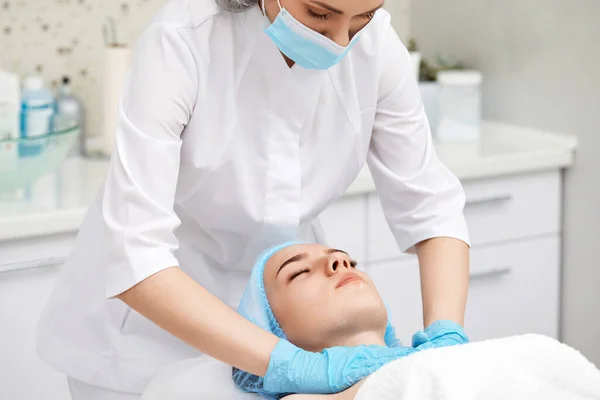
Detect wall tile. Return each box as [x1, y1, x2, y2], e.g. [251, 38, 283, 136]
[1, 0, 170, 137]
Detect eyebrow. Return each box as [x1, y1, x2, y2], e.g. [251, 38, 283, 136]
[310, 1, 385, 16]
[277, 253, 308, 276]
[276, 248, 349, 276]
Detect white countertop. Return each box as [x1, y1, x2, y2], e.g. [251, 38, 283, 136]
[0, 121, 577, 241]
[346, 121, 577, 195]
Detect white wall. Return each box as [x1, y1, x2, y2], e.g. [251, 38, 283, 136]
[411, 0, 600, 365]
[385, 0, 411, 42]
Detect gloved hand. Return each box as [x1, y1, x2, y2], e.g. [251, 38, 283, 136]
[412, 320, 469, 351]
[263, 339, 416, 395]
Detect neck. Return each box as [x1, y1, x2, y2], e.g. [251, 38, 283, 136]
[316, 331, 386, 352]
[283, 56, 295, 68]
[338, 331, 387, 347]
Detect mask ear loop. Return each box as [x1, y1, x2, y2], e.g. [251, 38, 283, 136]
[262, 0, 283, 19]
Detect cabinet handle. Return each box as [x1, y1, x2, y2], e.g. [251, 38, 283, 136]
[470, 265, 513, 279]
[465, 194, 513, 207]
[0, 257, 66, 274]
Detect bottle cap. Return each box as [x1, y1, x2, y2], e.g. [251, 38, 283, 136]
[437, 70, 483, 86]
[0, 69, 20, 105]
[24, 75, 45, 91]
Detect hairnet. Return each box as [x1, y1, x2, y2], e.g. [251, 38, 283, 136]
[232, 241, 401, 398]
[214, 0, 258, 13]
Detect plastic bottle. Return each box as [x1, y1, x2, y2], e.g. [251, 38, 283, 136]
[436, 70, 483, 143]
[0, 68, 20, 172]
[54, 76, 85, 156]
[20, 75, 54, 156]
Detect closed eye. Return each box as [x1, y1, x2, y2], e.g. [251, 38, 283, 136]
[359, 11, 376, 20]
[350, 260, 358, 268]
[289, 268, 310, 282]
[307, 8, 329, 20]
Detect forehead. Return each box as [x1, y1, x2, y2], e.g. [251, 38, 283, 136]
[264, 243, 329, 278]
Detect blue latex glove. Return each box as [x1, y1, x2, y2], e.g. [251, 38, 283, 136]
[412, 320, 470, 351]
[263, 339, 416, 395]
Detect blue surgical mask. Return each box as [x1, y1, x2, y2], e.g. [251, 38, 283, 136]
[261, 0, 364, 70]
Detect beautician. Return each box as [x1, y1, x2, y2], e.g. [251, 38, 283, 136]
[37, 0, 471, 398]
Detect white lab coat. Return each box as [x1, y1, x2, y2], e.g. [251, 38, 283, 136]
[37, 0, 469, 394]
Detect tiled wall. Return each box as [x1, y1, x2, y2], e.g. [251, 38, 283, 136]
[0, 0, 410, 138]
[1, 0, 167, 135]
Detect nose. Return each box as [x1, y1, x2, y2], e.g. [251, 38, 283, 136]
[328, 22, 352, 47]
[327, 253, 351, 276]
[331, 32, 350, 47]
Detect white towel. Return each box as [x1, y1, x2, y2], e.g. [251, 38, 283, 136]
[355, 334, 600, 400]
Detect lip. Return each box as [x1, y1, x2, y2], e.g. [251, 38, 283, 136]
[335, 273, 365, 289]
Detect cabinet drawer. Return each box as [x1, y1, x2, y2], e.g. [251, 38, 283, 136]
[318, 195, 367, 263]
[366, 236, 560, 344]
[0, 233, 76, 273]
[367, 171, 561, 262]
[465, 236, 559, 341]
[462, 170, 561, 245]
[0, 264, 71, 400]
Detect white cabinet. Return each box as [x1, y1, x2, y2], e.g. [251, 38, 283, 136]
[367, 236, 560, 345]
[366, 170, 562, 262]
[461, 171, 561, 246]
[0, 233, 75, 273]
[0, 232, 75, 400]
[0, 263, 70, 400]
[466, 236, 560, 340]
[322, 169, 563, 343]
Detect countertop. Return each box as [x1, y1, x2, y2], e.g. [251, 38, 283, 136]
[346, 121, 577, 195]
[0, 121, 577, 241]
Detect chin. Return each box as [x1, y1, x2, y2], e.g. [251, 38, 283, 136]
[336, 296, 388, 334]
[291, 301, 389, 351]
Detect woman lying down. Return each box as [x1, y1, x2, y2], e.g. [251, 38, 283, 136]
[142, 242, 600, 400]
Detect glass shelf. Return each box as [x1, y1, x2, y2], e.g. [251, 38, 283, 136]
[0, 125, 79, 192]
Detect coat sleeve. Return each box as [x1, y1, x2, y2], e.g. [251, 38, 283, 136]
[367, 26, 470, 253]
[102, 23, 198, 297]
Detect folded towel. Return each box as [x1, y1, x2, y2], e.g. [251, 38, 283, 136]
[355, 334, 600, 400]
